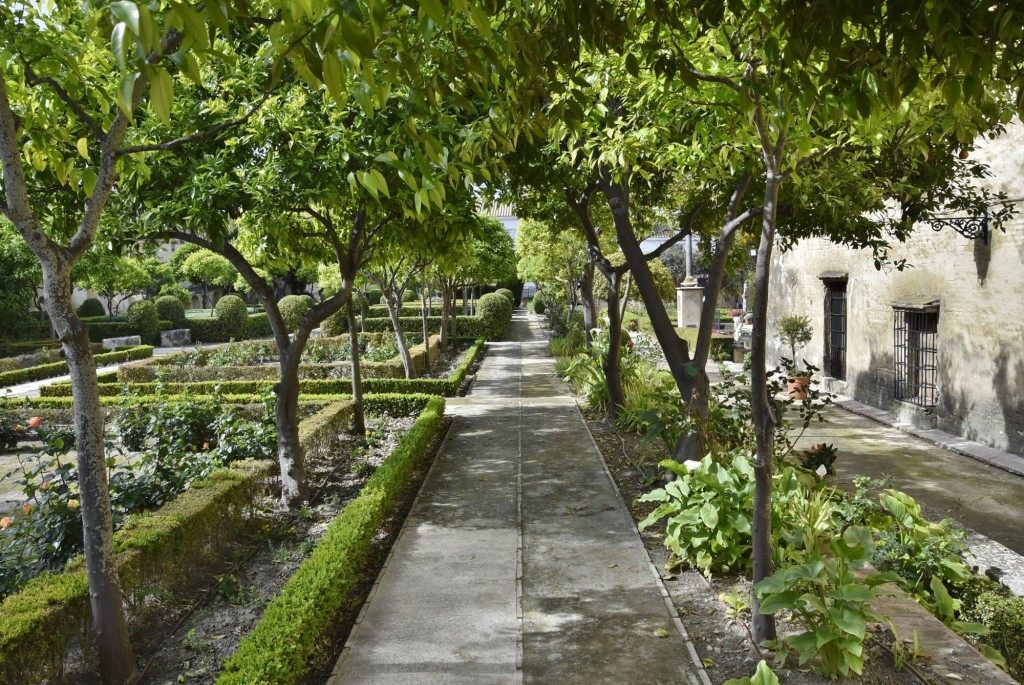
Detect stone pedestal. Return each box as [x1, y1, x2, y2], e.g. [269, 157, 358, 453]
[102, 335, 142, 350]
[676, 285, 703, 328]
[159, 329, 191, 347]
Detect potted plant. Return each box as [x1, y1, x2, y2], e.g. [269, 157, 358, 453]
[779, 314, 813, 398]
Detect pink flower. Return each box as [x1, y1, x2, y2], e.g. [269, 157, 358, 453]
[27, 416, 42, 429]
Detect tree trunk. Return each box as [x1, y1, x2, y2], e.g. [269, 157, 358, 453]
[603, 270, 626, 421]
[462, 284, 468, 316]
[749, 168, 783, 644]
[44, 264, 137, 685]
[599, 175, 702, 460]
[275, 345, 309, 507]
[347, 295, 365, 436]
[581, 259, 597, 351]
[420, 269, 430, 373]
[438, 283, 447, 350]
[385, 294, 414, 378]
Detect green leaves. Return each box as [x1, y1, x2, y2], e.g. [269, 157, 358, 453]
[150, 67, 174, 125]
[116, 72, 140, 120]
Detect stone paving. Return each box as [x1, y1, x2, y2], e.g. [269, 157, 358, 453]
[328, 312, 709, 685]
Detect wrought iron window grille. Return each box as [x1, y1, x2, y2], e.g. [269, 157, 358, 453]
[893, 303, 939, 408]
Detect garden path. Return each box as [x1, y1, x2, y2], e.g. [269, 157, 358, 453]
[328, 311, 710, 685]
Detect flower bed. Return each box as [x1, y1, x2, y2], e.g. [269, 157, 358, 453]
[0, 345, 153, 389]
[0, 398, 359, 682]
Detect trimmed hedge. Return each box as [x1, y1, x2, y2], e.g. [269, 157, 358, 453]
[216, 396, 446, 685]
[76, 298, 105, 318]
[155, 296, 186, 326]
[56, 337, 475, 399]
[82, 318, 136, 342]
[0, 398, 367, 682]
[3, 393, 349, 410]
[0, 460, 271, 683]
[476, 292, 513, 340]
[187, 312, 273, 343]
[0, 345, 153, 389]
[127, 300, 160, 346]
[361, 338, 483, 396]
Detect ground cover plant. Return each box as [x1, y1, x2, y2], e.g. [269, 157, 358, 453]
[545, 313, 1022, 680]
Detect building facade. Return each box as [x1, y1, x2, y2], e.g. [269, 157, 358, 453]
[767, 124, 1024, 457]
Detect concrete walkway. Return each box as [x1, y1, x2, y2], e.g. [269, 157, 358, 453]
[329, 312, 709, 685]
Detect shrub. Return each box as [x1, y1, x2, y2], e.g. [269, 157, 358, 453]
[962, 587, 1024, 681]
[278, 294, 313, 332]
[76, 297, 105, 318]
[158, 283, 192, 307]
[400, 289, 417, 302]
[476, 292, 513, 340]
[322, 309, 347, 336]
[246, 312, 272, 338]
[127, 300, 160, 345]
[154, 295, 186, 326]
[363, 288, 383, 306]
[215, 295, 249, 332]
[532, 290, 547, 315]
[494, 287, 516, 308]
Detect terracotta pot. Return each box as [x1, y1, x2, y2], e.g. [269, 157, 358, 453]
[787, 376, 810, 400]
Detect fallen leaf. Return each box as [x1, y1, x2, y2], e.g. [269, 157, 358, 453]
[608, 563, 617, 568]
[702, 658, 714, 668]
[944, 676, 963, 682]
[654, 628, 670, 638]
[210, 634, 226, 640]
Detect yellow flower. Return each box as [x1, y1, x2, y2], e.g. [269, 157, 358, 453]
[67, 499, 80, 509]
[22, 502, 32, 514]
[0, 516, 11, 530]
[14, 424, 23, 432]
[203, 442, 210, 450]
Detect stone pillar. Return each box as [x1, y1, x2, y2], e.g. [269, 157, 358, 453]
[676, 284, 703, 328]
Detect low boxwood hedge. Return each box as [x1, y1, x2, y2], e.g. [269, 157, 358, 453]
[0, 398, 367, 682]
[0, 345, 153, 389]
[215, 396, 446, 685]
[0, 459, 272, 683]
[48, 338, 479, 399]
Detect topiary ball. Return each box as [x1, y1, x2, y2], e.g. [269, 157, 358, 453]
[278, 294, 314, 333]
[477, 292, 513, 340]
[77, 297, 105, 318]
[127, 299, 159, 345]
[214, 294, 249, 335]
[154, 295, 186, 326]
[494, 288, 516, 308]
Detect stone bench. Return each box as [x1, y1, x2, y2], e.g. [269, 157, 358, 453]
[102, 335, 142, 351]
[160, 328, 192, 347]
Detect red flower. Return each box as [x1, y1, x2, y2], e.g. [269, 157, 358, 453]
[626, 340, 635, 348]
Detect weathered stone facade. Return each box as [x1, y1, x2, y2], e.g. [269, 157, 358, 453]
[768, 123, 1024, 457]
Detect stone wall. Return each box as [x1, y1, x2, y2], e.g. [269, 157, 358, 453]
[768, 122, 1024, 457]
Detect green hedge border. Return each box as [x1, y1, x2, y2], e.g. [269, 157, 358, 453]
[216, 395, 446, 685]
[0, 459, 273, 683]
[42, 338, 483, 399]
[0, 345, 153, 389]
[0, 396, 376, 682]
